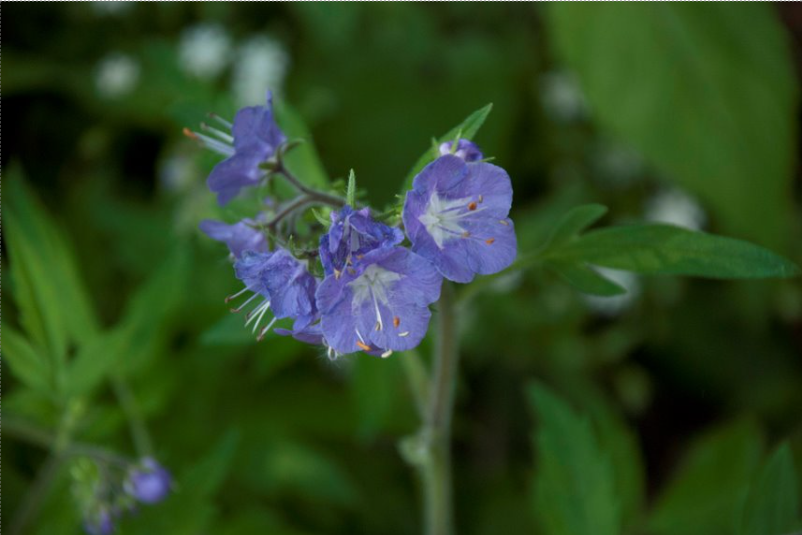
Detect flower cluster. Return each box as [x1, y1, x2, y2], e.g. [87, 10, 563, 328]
[76, 457, 172, 535]
[196, 93, 517, 358]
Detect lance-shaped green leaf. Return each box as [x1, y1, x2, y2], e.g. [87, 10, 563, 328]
[544, 204, 608, 250]
[649, 419, 764, 535]
[548, 225, 800, 280]
[3, 325, 52, 394]
[400, 103, 492, 193]
[736, 443, 800, 535]
[65, 248, 189, 397]
[273, 100, 329, 188]
[527, 382, 621, 535]
[346, 169, 357, 208]
[3, 167, 99, 366]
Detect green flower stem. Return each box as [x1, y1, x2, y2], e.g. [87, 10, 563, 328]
[421, 281, 459, 535]
[400, 349, 430, 419]
[111, 374, 154, 458]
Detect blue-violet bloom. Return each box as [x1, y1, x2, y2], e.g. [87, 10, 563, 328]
[319, 206, 404, 277]
[125, 458, 172, 505]
[231, 249, 318, 339]
[193, 92, 286, 205]
[316, 246, 442, 356]
[199, 218, 268, 258]
[403, 155, 516, 283]
[438, 138, 483, 162]
[83, 508, 115, 535]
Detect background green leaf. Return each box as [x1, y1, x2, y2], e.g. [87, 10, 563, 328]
[736, 443, 800, 535]
[4, 167, 99, 363]
[546, 4, 799, 252]
[649, 419, 764, 535]
[549, 224, 800, 279]
[527, 382, 621, 535]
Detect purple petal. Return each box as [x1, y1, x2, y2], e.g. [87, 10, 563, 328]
[199, 219, 268, 258]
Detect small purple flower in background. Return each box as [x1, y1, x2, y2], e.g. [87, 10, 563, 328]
[316, 246, 442, 356]
[403, 155, 517, 283]
[319, 206, 404, 277]
[199, 217, 268, 258]
[185, 92, 286, 205]
[83, 508, 115, 535]
[438, 138, 483, 162]
[229, 249, 318, 340]
[125, 458, 172, 504]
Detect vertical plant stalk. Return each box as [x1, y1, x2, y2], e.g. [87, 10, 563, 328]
[112, 375, 154, 458]
[421, 282, 459, 535]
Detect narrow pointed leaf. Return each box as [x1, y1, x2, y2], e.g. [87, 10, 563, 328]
[549, 225, 800, 279]
[736, 443, 800, 535]
[401, 103, 492, 192]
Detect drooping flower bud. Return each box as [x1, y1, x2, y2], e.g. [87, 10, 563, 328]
[125, 458, 172, 504]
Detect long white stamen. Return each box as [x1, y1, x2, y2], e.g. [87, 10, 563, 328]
[201, 123, 235, 143]
[245, 300, 270, 329]
[232, 292, 259, 313]
[355, 328, 366, 344]
[257, 317, 278, 341]
[381, 349, 393, 358]
[372, 290, 384, 331]
[195, 132, 235, 156]
[225, 286, 250, 303]
[208, 113, 233, 128]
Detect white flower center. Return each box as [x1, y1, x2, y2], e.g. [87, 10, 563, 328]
[418, 191, 482, 249]
[348, 264, 402, 330]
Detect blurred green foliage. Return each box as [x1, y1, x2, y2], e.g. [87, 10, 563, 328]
[3, 4, 802, 535]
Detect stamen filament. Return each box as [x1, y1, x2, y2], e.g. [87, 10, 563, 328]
[201, 123, 235, 143]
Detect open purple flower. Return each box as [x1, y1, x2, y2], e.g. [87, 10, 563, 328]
[191, 92, 286, 205]
[316, 246, 442, 356]
[403, 155, 516, 283]
[438, 138, 483, 162]
[199, 218, 268, 258]
[229, 249, 318, 340]
[319, 206, 404, 277]
[125, 458, 172, 505]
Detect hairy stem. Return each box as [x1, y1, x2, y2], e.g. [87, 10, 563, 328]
[421, 282, 459, 535]
[277, 167, 345, 208]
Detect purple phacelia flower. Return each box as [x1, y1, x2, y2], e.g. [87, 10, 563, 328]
[199, 218, 268, 258]
[316, 246, 442, 356]
[83, 508, 115, 535]
[319, 206, 404, 277]
[188, 92, 286, 205]
[438, 138, 483, 162]
[125, 458, 172, 505]
[403, 155, 517, 283]
[229, 249, 318, 340]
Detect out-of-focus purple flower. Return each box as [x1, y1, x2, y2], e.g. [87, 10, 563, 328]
[438, 138, 483, 162]
[319, 206, 403, 277]
[187, 92, 286, 205]
[83, 508, 115, 535]
[403, 155, 516, 283]
[316, 246, 442, 356]
[125, 458, 172, 505]
[229, 249, 318, 340]
[199, 218, 268, 258]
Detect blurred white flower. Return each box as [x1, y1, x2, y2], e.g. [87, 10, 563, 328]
[584, 268, 640, 317]
[592, 141, 644, 188]
[232, 36, 290, 106]
[179, 24, 232, 80]
[95, 53, 140, 99]
[645, 188, 706, 231]
[92, 1, 132, 16]
[539, 71, 587, 122]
